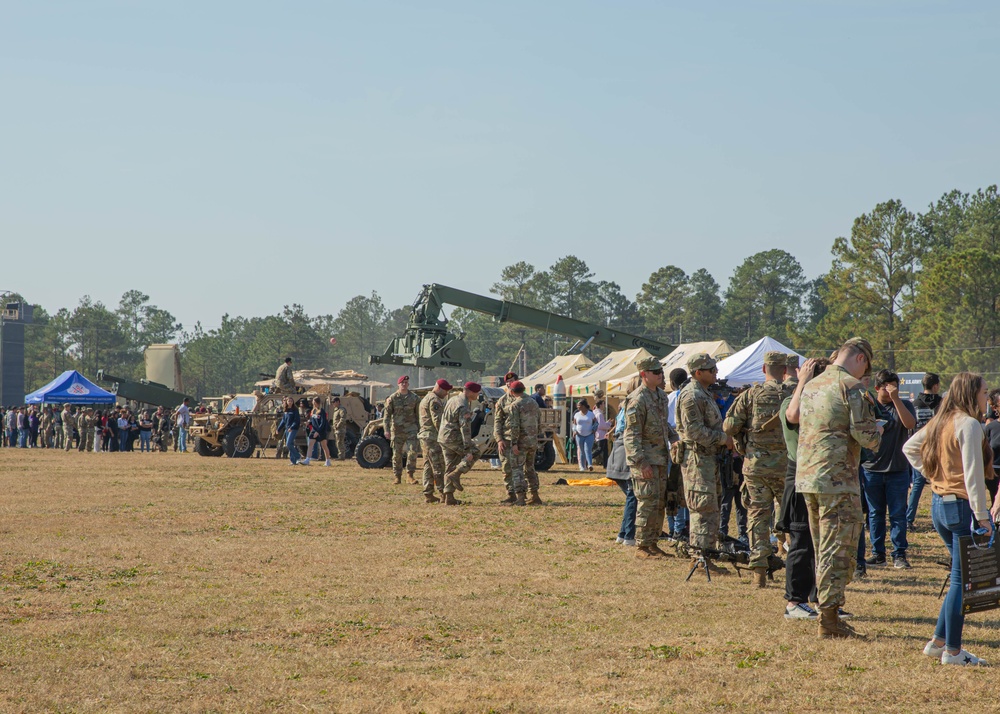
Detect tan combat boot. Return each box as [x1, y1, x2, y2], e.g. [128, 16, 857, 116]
[444, 493, 462, 506]
[425, 493, 441, 504]
[636, 546, 665, 559]
[526, 491, 544, 506]
[818, 608, 859, 639]
[514, 492, 526, 506]
[499, 493, 517, 506]
[407, 473, 418, 485]
[651, 544, 673, 558]
[752, 567, 767, 589]
[393, 473, 402, 485]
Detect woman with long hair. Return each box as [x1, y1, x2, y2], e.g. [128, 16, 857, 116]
[302, 396, 333, 467]
[903, 372, 994, 666]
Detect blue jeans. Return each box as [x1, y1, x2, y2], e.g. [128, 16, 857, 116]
[931, 494, 973, 651]
[140, 431, 151, 452]
[118, 431, 129, 452]
[862, 468, 910, 557]
[286, 428, 300, 464]
[177, 427, 187, 452]
[670, 507, 689, 536]
[906, 468, 926, 524]
[576, 433, 595, 468]
[18, 428, 29, 448]
[614, 479, 637, 540]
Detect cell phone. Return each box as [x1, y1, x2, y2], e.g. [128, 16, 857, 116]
[876, 419, 888, 428]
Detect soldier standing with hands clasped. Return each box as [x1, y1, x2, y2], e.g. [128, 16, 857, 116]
[418, 379, 451, 503]
[724, 351, 789, 587]
[797, 337, 882, 639]
[493, 372, 520, 504]
[676, 354, 734, 568]
[505, 381, 543, 507]
[624, 356, 678, 559]
[384, 375, 421, 484]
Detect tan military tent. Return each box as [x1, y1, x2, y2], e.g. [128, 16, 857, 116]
[522, 354, 594, 389]
[606, 340, 735, 395]
[557, 348, 654, 398]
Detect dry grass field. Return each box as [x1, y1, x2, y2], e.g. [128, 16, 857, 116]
[2, 449, 999, 713]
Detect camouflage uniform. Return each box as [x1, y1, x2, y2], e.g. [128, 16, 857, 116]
[61, 406, 76, 452]
[723, 352, 788, 569]
[782, 354, 800, 398]
[78, 411, 94, 452]
[275, 362, 296, 393]
[331, 405, 348, 459]
[492, 392, 517, 497]
[40, 411, 52, 448]
[439, 394, 477, 494]
[676, 355, 728, 553]
[623, 356, 676, 549]
[797, 346, 880, 613]
[506, 394, 540, 495]
[384, 389, 421, 480]
[418, 390, 447, 497]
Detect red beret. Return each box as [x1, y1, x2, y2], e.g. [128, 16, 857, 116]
[509, 380, 525, 393]
[436, 379, 452, 391]
[397, 375, 410, 385]
[503, 372, 519, 383]
[464, 381, 482, 393]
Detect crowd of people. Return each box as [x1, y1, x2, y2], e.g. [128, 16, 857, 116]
[5, 346, 999, 666]
[0, 400, 197, 453]
[605, 339, 999, 666]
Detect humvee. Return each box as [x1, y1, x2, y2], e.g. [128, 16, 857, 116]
[189, 390, 370, 458]
[354, 385, 559, 471]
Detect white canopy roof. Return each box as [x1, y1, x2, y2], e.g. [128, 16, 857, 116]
[607, 340, 736, 396]
[522, 354, 594, 387]
[559, 347, 653, 397]
[715, 336, 804, 387]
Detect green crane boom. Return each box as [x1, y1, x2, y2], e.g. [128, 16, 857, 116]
[370, 283, 673, 371]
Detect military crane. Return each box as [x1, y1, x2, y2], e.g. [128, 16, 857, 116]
[370, 283, 673, 371]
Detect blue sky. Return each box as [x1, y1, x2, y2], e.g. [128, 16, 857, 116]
[2, 1, 998, 330]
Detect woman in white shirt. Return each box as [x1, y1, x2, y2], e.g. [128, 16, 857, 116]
[903, 372, 994, 666]
[572, 400, 599, 471]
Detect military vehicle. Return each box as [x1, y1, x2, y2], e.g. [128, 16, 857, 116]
[189, 390, 370, 459]
[354, 385, 558, 471]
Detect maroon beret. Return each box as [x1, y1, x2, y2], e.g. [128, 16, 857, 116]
[509, 380, 525, 393]
[397, 375, 410, 385]
[436, 379, 452, 391]
[464, 382, 482, 393]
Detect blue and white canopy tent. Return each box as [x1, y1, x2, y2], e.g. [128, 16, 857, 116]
[24, 370, 117, 405]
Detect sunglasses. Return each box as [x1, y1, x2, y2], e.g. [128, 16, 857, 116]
[647, 369, 664, 376]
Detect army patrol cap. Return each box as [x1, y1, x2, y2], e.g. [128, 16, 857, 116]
[764, 351, 786, 367]
[634, 356, 662, 373]
[63, 402, 71, 408]
[841, 337, 874, 373]
[686, 353, 717, 372]
[786, 354, 799, 369]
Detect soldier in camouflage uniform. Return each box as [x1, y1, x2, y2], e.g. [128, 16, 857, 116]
[39, 408, 52, 449]
[61, 404, 76, 452]
[78, 408, 94, 452]
[676, 354, 733, 561]
[783, 354, 800, 397]
[505, 381, 543, 507]
[275, 357, 296, 393]
[493, 372, 519, 505]
[724, 351, 788, 587]
[330, 398, 348, 460]
[797, 337, 881, 638]
[384, 375, 421, 484]
[419, 379, 451, 503]
[624, 356, 677, 559]
[438, 382, 482, 505]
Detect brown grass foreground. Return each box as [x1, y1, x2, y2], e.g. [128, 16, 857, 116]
[1, 450, 999, 713]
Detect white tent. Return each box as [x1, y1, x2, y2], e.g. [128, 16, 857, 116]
[607, 340, 735, 396]
[559, 347, 653, 397]
[660, 340, 736, 372]
[522, 354, 594, 388]
[715, 336, 804, 387]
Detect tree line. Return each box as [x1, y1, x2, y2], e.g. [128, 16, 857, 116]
[13, 185, 1000, 397]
